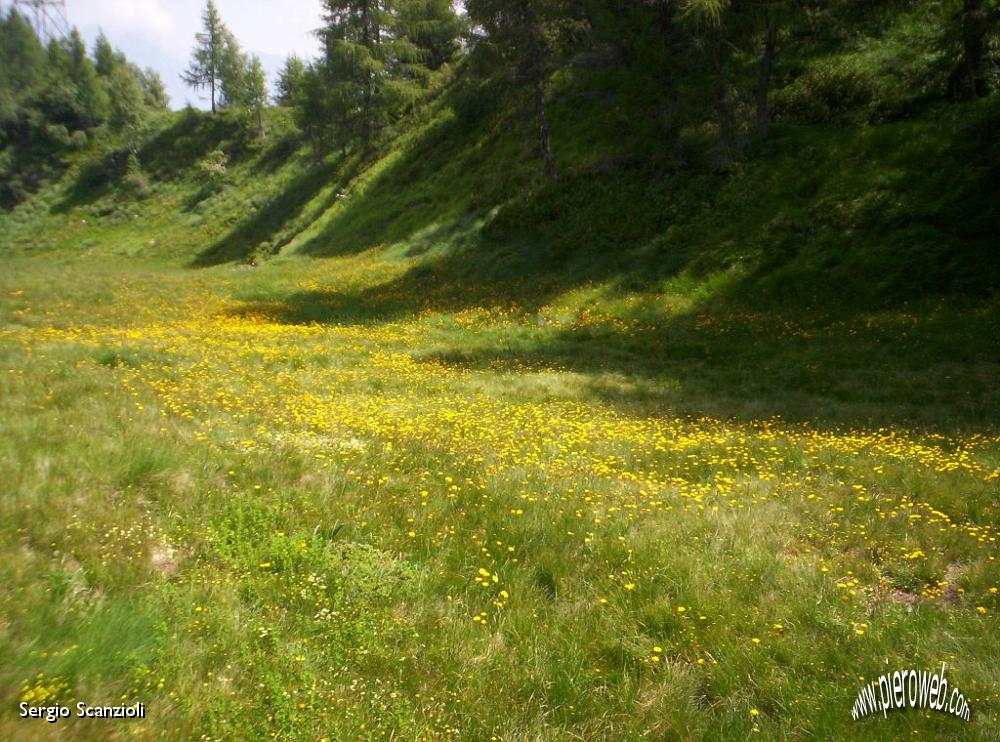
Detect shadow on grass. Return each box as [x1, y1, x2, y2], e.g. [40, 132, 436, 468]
[205, 94, 1000, 427]
[226, 245, 999, 430]
[49, 149, 125, 214]
[188, 156, 354, 267]
[421, 302, 999, 430]
[139, 112, 241, 179]
[226, 225, 658, 323]
[51, 110, 243, 214]
[292, 102, 544, 260]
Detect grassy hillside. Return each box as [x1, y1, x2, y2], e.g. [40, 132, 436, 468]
[1, 8, 999, 741]
[2, 78, 996, 428]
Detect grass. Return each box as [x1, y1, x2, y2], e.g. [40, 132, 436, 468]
[0, 21, 998, 737]
[0, 248, 997, 740]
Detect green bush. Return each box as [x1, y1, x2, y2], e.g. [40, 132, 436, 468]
[196, 148, 229, 181]
[773, 59, 881, 123]
[69, 129, 88, 149]
[44, 123, 73, 148]
[120, 152, 151, 199]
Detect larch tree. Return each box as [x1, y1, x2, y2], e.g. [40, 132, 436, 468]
[959, 0, 989, 98]
[66, 29, 109, 127]
[107, 63, 145, 147]
[244, 55, 268, 138]
[294, 61, 337, 152]
[93, 32, 117, 78]
[318, 0, 424, 150]
[140, 67, 170, 110]
[34, 30, 109, 131]
[0, 8, 45, 120]
[218, 30, 249, 109]
[182, 0, 227, 113]
[275, 55, 306, 106]
[399, 0, 465, 70]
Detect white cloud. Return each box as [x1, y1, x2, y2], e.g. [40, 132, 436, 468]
[70, 0, 181, 52]
[217, 0, 322, 59]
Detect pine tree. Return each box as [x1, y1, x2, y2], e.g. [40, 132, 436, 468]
[275, 55, 306, 107]
[3, 9, 45, 88]
[36, 30, 108, 131]
[66, 29, 109, 126]
[0, 9, 45, 123]
[399, 0, 464, 71]
[673, 0, 804, 165]
[959, 0, 989, 97]
[294, 62, 336, 151]
[142, 68, 170, 110]
[739, 0, 801, 138]
[218, 31, 249, 109]
[93, 32, 116, 77]
[182, 0, 226, 113]
[318, 0, 424, 150]
[1, 11, 160, 207]
[244, 55, 268, 138]
[107, 64, 144, 143]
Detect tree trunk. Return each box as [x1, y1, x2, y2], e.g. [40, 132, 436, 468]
[755, 26, 776, 137]
[962, 0, 986, 99]
[523, 3, 557, 180]
[713, 48, 734, 171]
[714, 86, 732, 170]
[663, 116, 687, 169]
[533, 72, 558, 180]
[361, 1, 374, 150]
[210, 76, 216, 114]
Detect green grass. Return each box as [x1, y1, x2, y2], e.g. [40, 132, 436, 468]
[1, 24, 999, 739]
[0, 245, 997, 739]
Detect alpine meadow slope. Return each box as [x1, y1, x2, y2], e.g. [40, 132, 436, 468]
[1, 0, 999, 740]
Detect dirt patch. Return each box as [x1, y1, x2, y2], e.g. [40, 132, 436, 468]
[940, 562, 964, 605]
[887, 590, 921, 607]
[150, 542, 179, 578]
[881, 562, 965, 609]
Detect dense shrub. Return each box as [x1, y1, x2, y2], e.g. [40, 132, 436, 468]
[772, 60, 881, 123]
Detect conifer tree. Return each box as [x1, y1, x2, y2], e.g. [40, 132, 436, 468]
[182, 0, 226, 113]
[294, 62, 336, 151]
[275, 55, 306, 106]
[93, 32, 116, 77]
[959, 0, 989, 97]
[107, 63, 145, 144]
[218, 31, 249, 109]
[1, 12, 162, 207]
[37, 30, 108, 130]
[0, 8, 45, 123]
[140, 68, 170, 110]
[399, 0, 464, 70]
[66, 29, 109, 126]
[244, 55, 268, 138]
[318, 0, 424, 150]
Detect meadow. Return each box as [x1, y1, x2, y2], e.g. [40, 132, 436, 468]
[1, 243, 997, 739]
[1, 31, 998, 735]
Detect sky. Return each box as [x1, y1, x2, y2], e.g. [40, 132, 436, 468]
[5, 0, 327, 109]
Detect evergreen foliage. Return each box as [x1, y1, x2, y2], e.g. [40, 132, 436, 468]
[275, 55, 307, 107]
[465, 0, 582, 179]
[181, 1, 267, 138]
[243, 55, 269, 138]
[181, 0, 227, 114]
[0, 8, 166, 207]
[298, 0, 462, 152]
